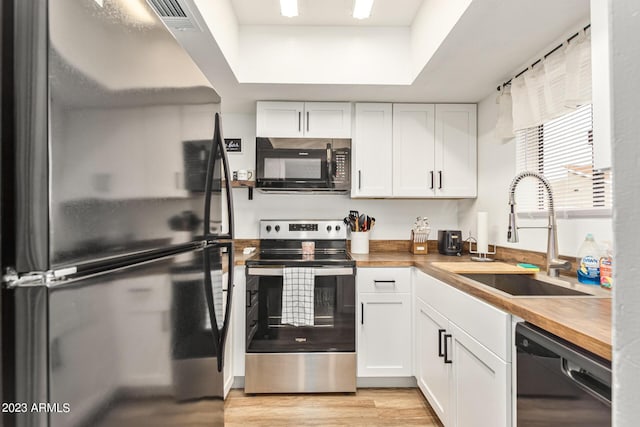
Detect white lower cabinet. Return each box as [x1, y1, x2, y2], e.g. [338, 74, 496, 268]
[358, 292, 412, 377]
[223, 271, 234, 398]
[357, 268, 412, 377]
[232, 266, 246, 378]
[450, 323, 509, 427]
[414, 270, 511, 427]
[415, 297, 452, 423]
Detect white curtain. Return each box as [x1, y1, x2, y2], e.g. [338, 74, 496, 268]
[494, 86, 514, 139]
[506, 30, 592, 133]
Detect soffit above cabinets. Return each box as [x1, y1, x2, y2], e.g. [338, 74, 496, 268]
[230, 0, 424, 27]
[166, 0, 589, 112]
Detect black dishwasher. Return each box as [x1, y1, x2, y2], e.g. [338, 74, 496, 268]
[516, 323, 611, 427]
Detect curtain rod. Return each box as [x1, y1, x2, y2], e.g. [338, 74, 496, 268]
[497, 24, 591, 92]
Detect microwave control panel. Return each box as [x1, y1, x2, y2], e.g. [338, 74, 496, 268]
[334, 150, 349, 184]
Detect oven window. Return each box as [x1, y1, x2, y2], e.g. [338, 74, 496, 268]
[263, 158, 323, 180]
[246, 275, 355, 353]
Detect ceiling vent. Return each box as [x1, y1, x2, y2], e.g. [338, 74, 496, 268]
[147, 0, 201, 31]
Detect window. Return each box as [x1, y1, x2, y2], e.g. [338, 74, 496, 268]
[515, 104, 612, 216]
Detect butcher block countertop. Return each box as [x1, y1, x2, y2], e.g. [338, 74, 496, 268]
[351, 252, 612, 361]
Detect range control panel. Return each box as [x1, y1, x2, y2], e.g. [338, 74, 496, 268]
[260, 220, 346, 240]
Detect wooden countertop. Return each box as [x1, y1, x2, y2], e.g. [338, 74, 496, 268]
[353, 252, 612, 361]
[234, 249, 257, 266]
[232, 249, 611, 361]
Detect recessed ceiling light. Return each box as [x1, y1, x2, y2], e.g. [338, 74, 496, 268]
[353, 0, 374, 20]
[280, 0, 298, 18]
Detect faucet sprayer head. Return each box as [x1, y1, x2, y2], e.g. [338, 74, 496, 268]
[507, 203, 519, 243]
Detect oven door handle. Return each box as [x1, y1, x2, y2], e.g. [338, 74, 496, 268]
[246, 267, 354, 276]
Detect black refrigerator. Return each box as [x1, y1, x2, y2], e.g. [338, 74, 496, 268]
[1, 0, 235, 426]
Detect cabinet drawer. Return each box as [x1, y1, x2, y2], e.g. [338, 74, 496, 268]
[357, 268, 411, 293]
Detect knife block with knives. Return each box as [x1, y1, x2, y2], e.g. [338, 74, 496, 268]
[410, 230, 429, 255]
[410, 216, 430, 255]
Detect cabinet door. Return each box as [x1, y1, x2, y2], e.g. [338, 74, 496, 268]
[232, 266, 246, 378]
[256, 101, 304, 137]
[450, 323, 510, 427]
[352, 103, 393, 197]
[223, 272, 234, 398]
[358, 292, 412, 377]
[434, 104, 477, 198]
[393, 104, 436, 197]
[304, 102, 352, 138]
[415, 297, 451, 425]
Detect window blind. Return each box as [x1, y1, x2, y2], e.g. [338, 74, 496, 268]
[515, 104, 612, 215]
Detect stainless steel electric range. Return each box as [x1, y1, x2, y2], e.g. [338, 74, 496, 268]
[244, 220, 356, 393]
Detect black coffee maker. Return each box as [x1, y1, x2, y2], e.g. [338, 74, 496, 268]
[438, 230, 463, 256]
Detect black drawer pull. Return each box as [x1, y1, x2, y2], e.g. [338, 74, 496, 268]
[361, 302, 364, 325]
[438, 329, 446, 357]
[444, 333, 452, 364]
[374, 280, 396, 284]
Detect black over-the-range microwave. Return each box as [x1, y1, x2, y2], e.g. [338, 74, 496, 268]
[255, 137, 351, 193]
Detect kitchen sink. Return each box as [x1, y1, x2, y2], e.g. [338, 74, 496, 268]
[461, 273, 592, 297]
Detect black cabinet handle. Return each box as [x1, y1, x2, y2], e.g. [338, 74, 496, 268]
[361, 302, 364, 325]
[438, 329, 446, 357]
[430, 171, 434, 189]
[438, 171, 443, 189]
[444, 333, 452, 364]
[358, 170, 362, 190]
[306, 111, 310, 132]
[374, 280, 396, 284]
[298, 112, 302, 131]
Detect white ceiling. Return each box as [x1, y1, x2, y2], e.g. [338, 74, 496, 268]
[173, 0, 590, 112]
[230, 0, 424, 26]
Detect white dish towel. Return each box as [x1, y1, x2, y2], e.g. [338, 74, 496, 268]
[281, 267, 315, 327]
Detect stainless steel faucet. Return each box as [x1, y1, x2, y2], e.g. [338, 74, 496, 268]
[507, 171, 571, 277]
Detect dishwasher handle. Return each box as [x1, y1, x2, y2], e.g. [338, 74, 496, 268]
[561, 358, 612, 406]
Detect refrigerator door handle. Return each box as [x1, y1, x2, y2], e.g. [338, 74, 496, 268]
[202, 247, 222, 371]
[203, 113, 234, 241]
[202, 242, 235, 373]
[218, 241, 234, 371]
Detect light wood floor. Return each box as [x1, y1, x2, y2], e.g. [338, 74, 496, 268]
[225, 388, 443, 427]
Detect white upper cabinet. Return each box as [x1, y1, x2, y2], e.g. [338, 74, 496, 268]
[352, 103, 393, 197]
[393, 104, 436, 197]
[434, 104, 477, 198]
[256, 101, 305, 137]
[304, 102, 352, 138]
[352, 103, 476, 199]
[256, 101, 351, 138]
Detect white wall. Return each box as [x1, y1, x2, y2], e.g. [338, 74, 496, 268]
[610, 0, 640, 424]
[410, 0, 472, 77]
[238, 26, 412, 85]
[457, 93, 613, 257]
[222, 113, 459, 239]
[192, 0, 240, 74]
